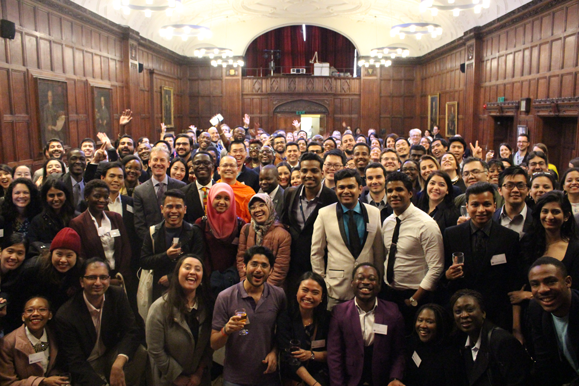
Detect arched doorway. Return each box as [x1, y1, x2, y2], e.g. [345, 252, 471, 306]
[273, 100, 329, 136]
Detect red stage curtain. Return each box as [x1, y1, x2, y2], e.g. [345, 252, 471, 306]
[244, 26, 355, 76]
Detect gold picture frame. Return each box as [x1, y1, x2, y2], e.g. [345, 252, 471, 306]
[162, 86, 174, 128]
[428, 94, 439, 132]
[446, 101, 458, 137]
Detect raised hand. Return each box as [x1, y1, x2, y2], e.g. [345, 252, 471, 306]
[119, 109, 133, 126]
[243, 114, 250, 127]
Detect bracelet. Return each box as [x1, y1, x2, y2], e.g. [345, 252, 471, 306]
[312, 382, 319, 386]
[220, 327, 229, 337]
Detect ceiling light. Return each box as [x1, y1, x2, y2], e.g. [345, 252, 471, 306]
[453, 8, 460, 15]
[144, 9, 151, 17]
[421, 0, 488, 15]
[159, 24, 211, 41]
[391, 22, 442, 40]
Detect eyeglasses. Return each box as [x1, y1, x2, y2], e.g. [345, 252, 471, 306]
[23, 307, 50, 314]
[249, 146, 261, 151]
[83, 275, 110, 282]
[529, 161, 546, 167]
[462, 169, 484, 178]
[502, 182, 528, 190]
[324, 163, 343, 170]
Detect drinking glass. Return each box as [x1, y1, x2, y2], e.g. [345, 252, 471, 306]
[289, 339, 301, 353]
[453, 252, 465, 265]
[460, 205, 469, 218]
[235, 308, 249, 335]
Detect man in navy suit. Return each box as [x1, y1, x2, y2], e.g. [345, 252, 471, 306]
[133, 145, 185, 239]
[493, 166, 532, 238]
[528, 256, 579, 386]
[258, 165, 284, 218]
[182, 151, 215, 224]
[61, 148, 87, 209]
[327, 263, 405, 386]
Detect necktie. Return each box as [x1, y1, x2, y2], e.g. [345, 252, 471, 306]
[73, 183, 81, 208]
[348, 210, 362, 257]
[156, 182, 166, 208]
[201, 187, 208, 213]
[386, 217, 402, 284]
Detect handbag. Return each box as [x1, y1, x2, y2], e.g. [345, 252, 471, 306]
[136, 226, 155, 320]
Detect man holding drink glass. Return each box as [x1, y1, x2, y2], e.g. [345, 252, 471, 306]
[211, 245, 286, 386]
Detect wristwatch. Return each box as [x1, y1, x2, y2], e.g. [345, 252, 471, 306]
[310, 351, 315, 361]
[409, 297, 418, 307]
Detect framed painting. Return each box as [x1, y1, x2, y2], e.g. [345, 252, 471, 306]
[428, 94, 439, 132]
[94, 86, 113, 136]
[162, 86, 174, 128]
[446, 101, 458, 137]
[37, 78, 68, 145]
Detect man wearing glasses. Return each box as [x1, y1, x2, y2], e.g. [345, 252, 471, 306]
[322, 149, 346, 190]
[454, 157, 504, 210]
[55, 257, 146, 386]
[514, 134, 530, 166]
[493, 166, 532, 238]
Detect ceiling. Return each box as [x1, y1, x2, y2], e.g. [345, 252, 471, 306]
[71, 0, 532, 60]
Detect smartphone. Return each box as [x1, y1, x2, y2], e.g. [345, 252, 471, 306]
[209, 114, 224, 126]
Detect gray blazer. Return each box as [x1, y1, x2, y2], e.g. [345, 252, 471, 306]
[146, 296, 213, 386]
[133, 177, 186, 239]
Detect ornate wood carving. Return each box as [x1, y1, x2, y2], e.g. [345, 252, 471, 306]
[272, 99, 330, 114]
[253, 79, 262, 93]
[130, 44, 138, 61]
[324, 79, 333, 92]
[485, 101, 520, 116]
[288, 78, 296, 92]
[467, 44, 474, 61]
[306, 79, 315, 92]
[270, 78, 279, 93]
[533, 97, 579, 116]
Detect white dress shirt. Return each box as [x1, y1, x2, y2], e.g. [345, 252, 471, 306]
[382, 203, 444, 291]
[355, 298, 378, 347]
[499, 204, 528, 238]
[88, 211, 115, 270]
[465, 330, 482, 361]
[108, 194, 123, 216]
[25, 327, 50, 373]
[195, 180, 213, 209]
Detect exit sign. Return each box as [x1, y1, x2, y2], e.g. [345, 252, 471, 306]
[296, 111, 305, 115]
[498, 97, 505, 102]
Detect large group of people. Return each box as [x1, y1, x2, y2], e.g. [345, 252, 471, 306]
[0, 112, 578, 386]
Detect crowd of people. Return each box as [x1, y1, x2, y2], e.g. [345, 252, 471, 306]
[0, 111, 578, 386]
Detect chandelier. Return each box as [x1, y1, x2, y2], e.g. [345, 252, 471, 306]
[194, 47, 234, 59]
[112, 0, 182, 17]
[159, 24, 212, 41]
[419, 0, 490, 16]
[390, 23, 443, 40]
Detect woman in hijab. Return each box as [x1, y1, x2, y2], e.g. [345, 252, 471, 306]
[195, 183, 245, 295]
[236, 194, 291, 288]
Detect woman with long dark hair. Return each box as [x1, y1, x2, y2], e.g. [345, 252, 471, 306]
[0, 164, 13, 199]
[278, 272, 330, 386]
[36, 158, 66, 187]
[0, 178, 42, 240]
[28, 176, 76, 246]
[417, 171, 459, 234]
[146, 255, 214, 386]
[0, 233, 28, 333]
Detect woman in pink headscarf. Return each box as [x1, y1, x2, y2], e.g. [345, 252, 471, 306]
[195, 182, 246, 294]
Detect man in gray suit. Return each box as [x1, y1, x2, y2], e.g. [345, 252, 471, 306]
[133, 145, 185, 239]
[258, 165, 284, 218]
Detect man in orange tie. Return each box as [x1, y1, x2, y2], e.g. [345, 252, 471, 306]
[182, 151, 215, 224]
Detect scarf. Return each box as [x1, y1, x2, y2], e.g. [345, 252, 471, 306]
[249, 193, 276, 246]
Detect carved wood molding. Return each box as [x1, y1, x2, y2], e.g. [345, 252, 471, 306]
[533, 97, 579, 116]
[272, 99, 330, 113]
[486, 101, 519, 115]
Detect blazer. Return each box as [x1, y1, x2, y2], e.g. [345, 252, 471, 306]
[327, 299, 405, 386]
[527, 289, 579, 386]
[492, 205, 533, 236]
[359, 189, 392, 224]
[281, 185, 338, 279]
[54, 286, 142, 386]
[146, 296, 213, 386]
[237, 165, 259, 193]
[311, 203, 385, 301]
[117, 195, 142, 275]
[270, 186, 285, 219]
[430, 200, 460, 235]
[0, 325, 60, 386]
[459, 321, 530, 386]
[140, 220, 206, 300]
[443, 221, 521, 330]
[181, 180, 215, 224]
[69, 210, 132, 284]
[133, 177, 186, 239]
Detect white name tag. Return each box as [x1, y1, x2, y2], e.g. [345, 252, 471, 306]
[328, 270, 344, 279]
[0, 229, 3, 237]
[311, 339, 326, 349]
[412, 351, 422, 367]
[172, 237, 180, 246]
[373, 323, 388, 335]
[110, 229, 121, 238]
[366, 223, 376, 233]
[490, 253, 507, 265]
[126, 205, 133, 213]
[29, 352, 44, 364]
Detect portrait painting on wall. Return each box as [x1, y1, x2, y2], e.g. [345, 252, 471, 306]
[94, 87, 112, 136]
[428, 94, 439, 132]
[446, 101, 458, 137]
[38, 78, 68, 145]
[162, 86, 174, 128]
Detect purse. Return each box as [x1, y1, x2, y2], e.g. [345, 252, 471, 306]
[136, 226, 155, 320]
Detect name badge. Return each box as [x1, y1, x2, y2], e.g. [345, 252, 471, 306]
[412, 351, 422, 367]
[0, 229, 3, 237]
[172, 237, 180, 246]
[311, 339, 326, 349]
[232, 237, 239, 245]
[366, 223, 376, 233]
[29, 352, 44, 364]
[110, 229, 121, 238]
[490, 254, 507, 265]
[126, 205, 134, 213]
[373, 323, 388, 335]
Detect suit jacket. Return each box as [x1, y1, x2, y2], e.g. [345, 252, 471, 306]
[54, 286, 142, 386]
[492, 205, 533, 237]
[118, 195, 142, 275]
[257, 186, 285, 219]
[281, 184, 338, 281]
[430, 200, 460, 235]
[359, 188, 392, 224]
[237, 165, 259, 193]
[311, 203, 385, 301]
[459, 321, 530, 386]
[61, 172, 84, 209]
[443, 221, 521, 330]
[140, 220, 205, 300]
[528, 289, 579, 386]
[327, 299, 405, 386]
[133, 177, 186, 239]
[69, 210, 132, 283]
[181, 180, 215, 224]
[0, 325, 60, 386]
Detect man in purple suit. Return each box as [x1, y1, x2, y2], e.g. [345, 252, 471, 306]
[327, 263, 405, 386]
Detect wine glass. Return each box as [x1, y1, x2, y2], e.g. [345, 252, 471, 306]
[235, 308, 250, 335]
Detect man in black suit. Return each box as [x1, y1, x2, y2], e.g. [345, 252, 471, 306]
[140, 189, 205, 301]
[528, 256, 579, 386]
[359, 163, 392, 223]
[55, 258, 146, 386]
[62, 148, 87, 209]
[444, 182, 522, 332]
[258, 165, 284, 218]
[281, 152, 338, 290]
[181, 151, 215, 224]
[229, 140, 259, 192]
[133, 145, 186, 239]
[493, 166, 532, 238]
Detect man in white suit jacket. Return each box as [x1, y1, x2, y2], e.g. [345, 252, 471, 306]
[311, 169, 385, 309]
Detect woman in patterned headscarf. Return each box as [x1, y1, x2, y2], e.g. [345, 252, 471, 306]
[236, 193, 291, 288]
